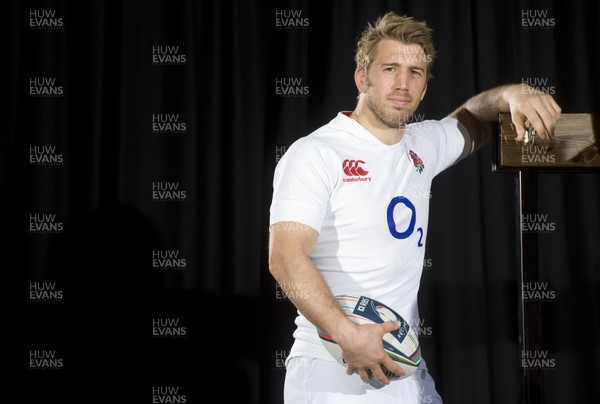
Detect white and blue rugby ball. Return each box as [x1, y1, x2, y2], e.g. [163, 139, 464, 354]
[317, 294, 421, 380]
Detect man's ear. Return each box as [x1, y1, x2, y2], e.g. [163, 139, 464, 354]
[419, 83, 428, 101]
[354, 68, 368, 93]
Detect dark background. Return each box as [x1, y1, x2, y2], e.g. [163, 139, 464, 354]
[4, 0, 599, 403]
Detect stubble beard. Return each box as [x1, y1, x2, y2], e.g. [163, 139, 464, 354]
[365, 83, 417, 129]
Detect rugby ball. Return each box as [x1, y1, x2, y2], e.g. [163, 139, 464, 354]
[317, 295, 421, 380]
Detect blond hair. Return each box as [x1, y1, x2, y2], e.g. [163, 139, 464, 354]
[355, 12, 436, 80]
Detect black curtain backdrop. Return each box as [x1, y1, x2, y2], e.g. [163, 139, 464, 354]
[4, 0, 599, 403]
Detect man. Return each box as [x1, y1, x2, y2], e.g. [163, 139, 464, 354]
[268, 11, 560, 404]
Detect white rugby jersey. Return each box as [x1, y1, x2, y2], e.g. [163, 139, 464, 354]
[270, 111, 466, 362]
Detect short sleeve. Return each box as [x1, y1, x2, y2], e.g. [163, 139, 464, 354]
[269, 139, 337, 233]
[427, 117, 468, 177]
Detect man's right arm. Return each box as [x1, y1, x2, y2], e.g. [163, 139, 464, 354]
[268, 221, 351, 339]
[268, 221, 404, 384]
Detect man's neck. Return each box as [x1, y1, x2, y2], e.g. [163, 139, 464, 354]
[349, 106, 405, 145]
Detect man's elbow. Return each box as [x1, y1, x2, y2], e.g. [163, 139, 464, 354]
[268, 242, 291, 281]
[268, 250, 284, 278]
[268, 222, 317, 279]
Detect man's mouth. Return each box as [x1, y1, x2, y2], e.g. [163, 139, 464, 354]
[388, 97, 411, 107]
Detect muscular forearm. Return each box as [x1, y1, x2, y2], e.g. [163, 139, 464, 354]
[462, 84, 514, 122]
[450, 85, 512, 155]
[463, 83, 561, 139]
[451, 83, 560, 155]
[268, 227, 356, 342]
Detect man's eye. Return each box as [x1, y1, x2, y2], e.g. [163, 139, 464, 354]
[411, 69, 422, 76]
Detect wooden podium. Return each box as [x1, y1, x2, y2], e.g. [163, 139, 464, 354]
[492, 113, 600, 404]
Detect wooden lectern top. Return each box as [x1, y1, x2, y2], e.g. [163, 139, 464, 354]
[493, 113, 600, 172]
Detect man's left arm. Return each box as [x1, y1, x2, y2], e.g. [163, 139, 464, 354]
[450, 83, 562, 158]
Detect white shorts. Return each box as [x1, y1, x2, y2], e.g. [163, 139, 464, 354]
[284, 356, 442, 404]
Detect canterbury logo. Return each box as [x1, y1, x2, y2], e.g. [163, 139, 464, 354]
[342, 159, 369, 176]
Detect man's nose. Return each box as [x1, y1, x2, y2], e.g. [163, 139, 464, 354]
[395, 70, 409, 91]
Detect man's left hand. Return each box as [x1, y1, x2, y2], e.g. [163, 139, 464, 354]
[503, 84, 561, 141]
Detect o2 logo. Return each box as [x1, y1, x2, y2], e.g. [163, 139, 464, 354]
[386, 196, 423, 247]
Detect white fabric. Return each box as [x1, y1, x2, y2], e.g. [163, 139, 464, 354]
[269, 112, 465, 402]
[284, 356, 442, 404]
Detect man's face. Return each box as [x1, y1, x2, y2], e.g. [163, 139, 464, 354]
[361, 39, 429, 128]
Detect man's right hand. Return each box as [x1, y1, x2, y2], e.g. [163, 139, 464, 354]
[335, 319, 406, 385]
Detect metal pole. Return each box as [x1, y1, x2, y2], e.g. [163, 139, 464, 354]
[516, 170, 543, 404]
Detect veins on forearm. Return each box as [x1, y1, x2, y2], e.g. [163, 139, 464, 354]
[464, 84, 513, 122]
